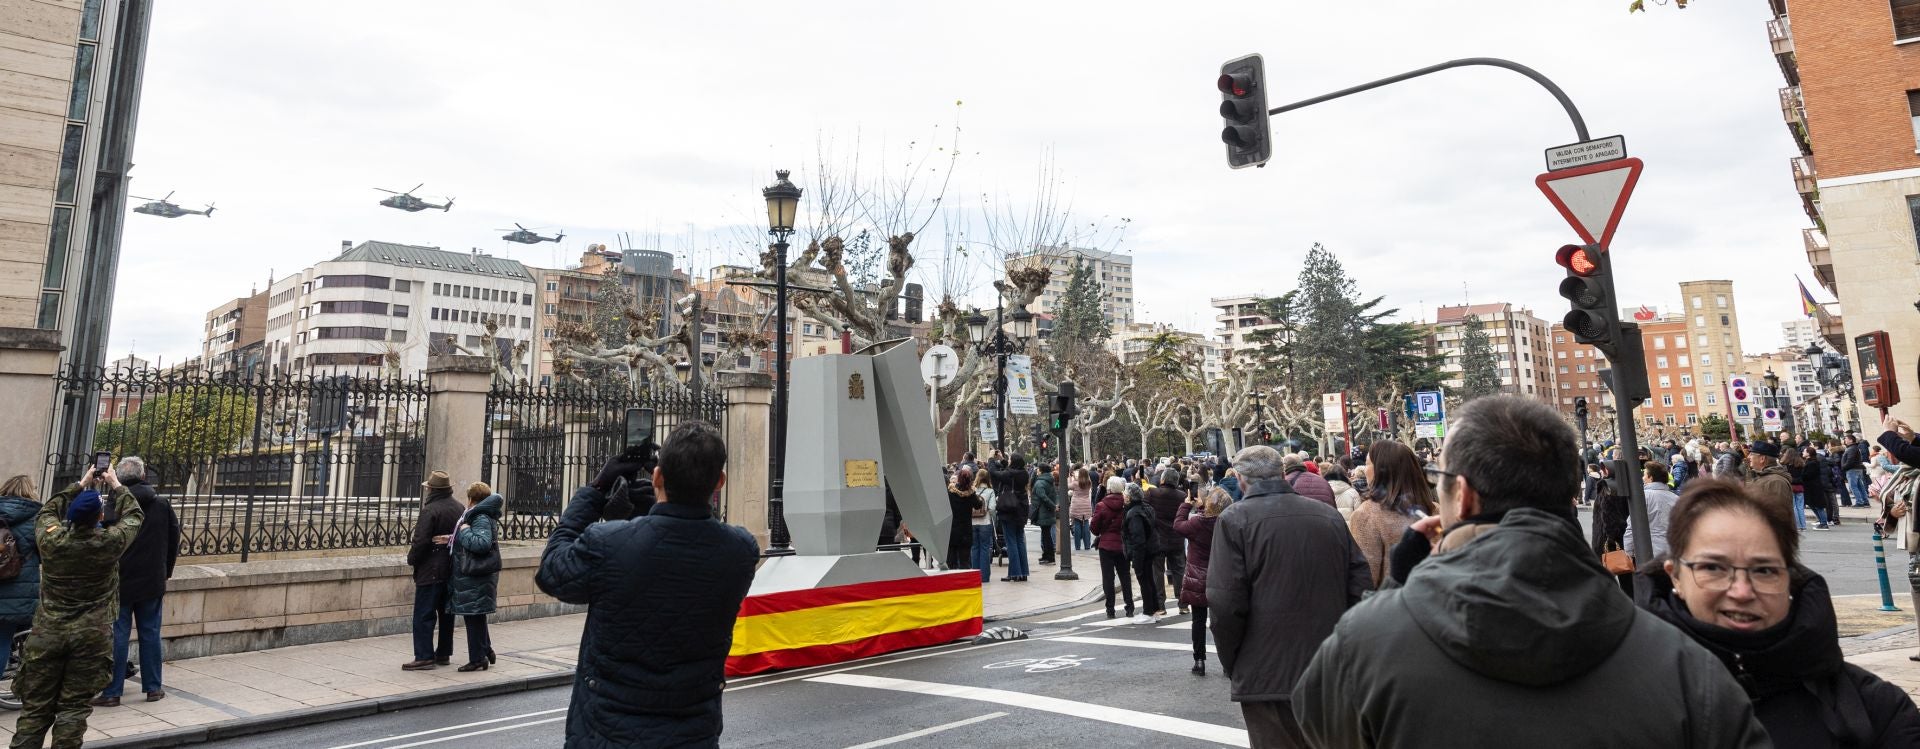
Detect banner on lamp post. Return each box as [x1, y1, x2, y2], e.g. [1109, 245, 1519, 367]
[1006, 355, 1038, 415]
[979, 409, 999, 444]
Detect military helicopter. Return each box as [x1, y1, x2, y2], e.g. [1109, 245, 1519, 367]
[374, 184, 453, 212]
[130, 191, 214, 218]
[498, 223, 564, 244]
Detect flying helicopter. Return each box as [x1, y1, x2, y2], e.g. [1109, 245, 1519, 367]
[130, 192, 214, 218]
[375, 184, 453, 212]
[498, 223, 564, 244]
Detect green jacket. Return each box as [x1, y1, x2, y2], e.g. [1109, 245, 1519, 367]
[35, 483, 143, 633]
[1032, 475, 1057, 527]
[449, 495, 503, 616]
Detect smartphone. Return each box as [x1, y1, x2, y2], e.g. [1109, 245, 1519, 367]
[624, 408, 656, 451]
[92, 451, 112, 473]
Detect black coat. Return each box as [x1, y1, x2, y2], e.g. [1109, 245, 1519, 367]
[537, 485, 759, 748]
[1144, 485, 1187, 555]
[1121, 500, 1158, 563]
[1801, 454, 1831, 502]
[409, 490, 464, 586]
[945, 489, 976, 569]
[988, 467, 1030, 526]
[108, 478, 179, 605]
[1295, 508, 1769, 748]
[1206, 477, 1368, 702]
[1641, 569, 1920, 748]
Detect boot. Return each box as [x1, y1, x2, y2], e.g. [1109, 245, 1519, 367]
[1191, 658, 1206, 675]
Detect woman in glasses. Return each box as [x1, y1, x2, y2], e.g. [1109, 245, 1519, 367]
[1639, 478, 1920, 746]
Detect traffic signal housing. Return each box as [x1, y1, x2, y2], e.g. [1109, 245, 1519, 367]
[1556, 243, 1621, 355]
[1218, 54, 1271, 169]
[1048, 382, 1077, 432]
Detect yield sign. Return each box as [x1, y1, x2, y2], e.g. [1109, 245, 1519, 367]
[1536, 157, 1643, 248]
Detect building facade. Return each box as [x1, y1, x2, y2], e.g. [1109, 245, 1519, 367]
[1109, 322, 1225, 382]
[1006, 246, 1134, 328]
[1212, 294, 1282, 365]
[1676, 281, 1747, 429]
[1430, 303, 1556, 405]
[1781, 317, 1820, 350]
[202, 290, 266, 376]
[263, 242, 536, 379]
[1768, 0, 1920, 426]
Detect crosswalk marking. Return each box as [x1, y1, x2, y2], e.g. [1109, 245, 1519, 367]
[1052, 635, 1216, 654]
[808, 674, 1248, 747]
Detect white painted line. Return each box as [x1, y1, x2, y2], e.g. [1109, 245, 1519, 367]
[725, 638, 1025, 693]
[1034, 611, 1105, 623]
[1054, 635, 1215, 654]
[840, 712, 1008, 749]
[809, 674, 1248, 747]
[1157, 621, 1193, 629]
[378, 716, 566, 749]
[320, 709, 567, 749]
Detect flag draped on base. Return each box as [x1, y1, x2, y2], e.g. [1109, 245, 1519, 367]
[726, 570, 984, 676]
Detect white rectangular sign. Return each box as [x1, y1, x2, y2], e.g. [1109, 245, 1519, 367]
[1546, 135, 1627, 171]
[1322, 392, 1347, 434]
[1005, 355, 1038, 415]
[979, 409, 999, 444]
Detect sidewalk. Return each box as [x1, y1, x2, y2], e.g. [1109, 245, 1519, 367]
[50, 537, 1094, 748]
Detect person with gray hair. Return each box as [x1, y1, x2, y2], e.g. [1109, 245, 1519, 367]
[1206, 445, 1369, 746]
[92, 457, 180, 707]
[1293, 396, 1767, 748]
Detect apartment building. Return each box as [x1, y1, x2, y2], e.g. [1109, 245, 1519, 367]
[1212, 294, 1282, 365]
[1429, 303, 1556, 405]
[202, 290, 267, 377]
[1109, 322, 1225, 382]
[1006, 246, 1134, 328]
[1766, 0, 1920, 425]
[1677, 281, 1747, 429]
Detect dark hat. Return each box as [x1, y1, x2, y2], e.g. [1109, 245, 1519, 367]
[1748, 441, 1781, 458]
[66, 490, 102, 524]
[422, 471, 452, 490]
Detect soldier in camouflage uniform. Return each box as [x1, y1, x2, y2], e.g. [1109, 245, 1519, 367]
[9, 467, 143, 749]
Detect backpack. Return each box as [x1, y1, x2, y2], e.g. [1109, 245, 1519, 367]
[0, 524, 23, 581]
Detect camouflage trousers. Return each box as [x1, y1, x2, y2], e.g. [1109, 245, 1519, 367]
[9, 625, 112, 749]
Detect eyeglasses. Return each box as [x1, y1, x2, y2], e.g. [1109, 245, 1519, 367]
[1675, 559, 1789, 594]
[1423, 466, 1459, 485]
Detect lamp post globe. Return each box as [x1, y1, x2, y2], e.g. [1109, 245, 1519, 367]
[966, 310, 989, 344]
[1010, 307, 1035, 342]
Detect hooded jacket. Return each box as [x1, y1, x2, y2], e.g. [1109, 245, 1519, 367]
[1750, 463, 1796, 517]
[0, 496, 43, 625]
[1091, 493, 1126, 554]
[449, 494, 503, 616]
[1285, 466, 1337, 508]
[1031, 473, 1057, 527]
[1640, 569, 1920, 748]
[1121, 496, 1158, 562]
[1172, 500, 1216, 608]
[1293, 508, 1770, 749]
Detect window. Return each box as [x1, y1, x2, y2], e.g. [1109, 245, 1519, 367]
[319, 275, 390, 290]
[433, 283, 443, 295]
[1725, 353, 1735, 365]
[546, 281, 557, 291]
[1653, 336, 1666, 350]
[1674, 336, 1686, 349]
[390, 329, 407, 343]
[1691, 296, 1702, 309]
[1659, 375, 1671, 388]
[1681, 374, 1693, 387]
[1899, 0, 1920, 42]
[1687, 413, 1699, 425]
[1678, 355, 1690, 368]
[1697, 335, 1708, 347]
[1719, 315, 1730, 326]
[1576, 364, 1587, 373]
[1722, 333, 1731, 346]
[316, 326, 386, 340]
[393, 304, 409, 317]
[1716, 295, 1727, 308]
[1664, 414, 1677, 426]
[522, 316, 531, 328]
[1661, 394, 1674, 407]
[523, 294, 533, 306]
[1656, 356, 1669, 369]
[1554, 335, 1564, 344]
[1557, 351, 1566, 359]
[317, 300, 388, 315]
[1695, 315, 1706, 328]
[1559, 366, 1569, 374]
[545, 304, 557, 314]
[1707, 393, 1718, 406]
[1683, 393, 1696, 406]
[1909, 194, 1920, 257]
[394, 280, 412, 293]
[1645, 415, 1659, 426]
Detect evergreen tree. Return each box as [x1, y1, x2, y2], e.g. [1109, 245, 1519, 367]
[1053, 258, 1110, 345]
[1458, 313, 1503, 401]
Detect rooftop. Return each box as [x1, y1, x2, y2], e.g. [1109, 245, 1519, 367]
[335, 241, 534, 280]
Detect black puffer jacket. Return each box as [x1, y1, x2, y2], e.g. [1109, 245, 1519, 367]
[1121, 498, 1158, 563]
[1641, 568, 1920, 748]
[1294, 508, 1769, 748]
[537, 484, 759, 748]
[1144, 485, 1186, 555]
[107, 477, 180, 605]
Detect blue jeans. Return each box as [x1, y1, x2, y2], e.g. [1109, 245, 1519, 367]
[1850, 469, 1872, 507]
[1000, 517, 1030, 578]
[970, 525, 994, 582]
[412, 582, 455, 662]
[1793, 491, 1807, 529]
[104, 597, 163, 697]
[1071, 518, 1092, 550]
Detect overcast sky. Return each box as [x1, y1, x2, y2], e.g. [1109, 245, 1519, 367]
[113, 0, 1810, 365]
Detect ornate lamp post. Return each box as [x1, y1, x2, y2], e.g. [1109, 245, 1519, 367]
[966, 283, 1033, 454]
[762, 170, 802, 550]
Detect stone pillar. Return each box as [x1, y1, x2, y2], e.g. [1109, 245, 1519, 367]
[720, 371, 771, 547]
[489, 425, 514, 506]
[0, 329, 63, 488]
[426, 355, 493, 488]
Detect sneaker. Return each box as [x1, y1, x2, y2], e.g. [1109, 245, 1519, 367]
[1813, 523, 1830, 530]
[1130, 614, 1155, 625]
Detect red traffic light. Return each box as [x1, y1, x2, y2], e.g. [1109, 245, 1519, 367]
[1555, 244, 1601, 276]
[1218, 73, 1252, 97]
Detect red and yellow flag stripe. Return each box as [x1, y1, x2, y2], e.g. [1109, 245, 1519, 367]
[726, 571, 983, 676]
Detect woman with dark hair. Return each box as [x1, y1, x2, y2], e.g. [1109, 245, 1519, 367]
[946, 469, 977, 571]
[1347, 440, 1436, 588]
[1800, 445, 1834, 530]
[1782, 448, 1810, 531]
[1639, 478, 1920, 746]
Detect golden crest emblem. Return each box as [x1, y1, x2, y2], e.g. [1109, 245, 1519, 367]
[848, 373, 866, 400]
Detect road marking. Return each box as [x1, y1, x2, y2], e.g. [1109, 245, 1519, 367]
[1035, 611, 1105, 623]
[320, 709, 568, 749]
[839, 712, 1008, 749]
[1053, 635, 1216, 653]
[808, 674, 1248, 747]
[378, 716, 566, 749]
[725, 638, 1025, 693]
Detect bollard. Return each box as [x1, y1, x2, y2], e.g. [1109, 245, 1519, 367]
[1874, 531, 1902, 612]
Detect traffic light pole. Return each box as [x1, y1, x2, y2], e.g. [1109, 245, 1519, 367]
[1266, 57, 1590, 142]
[1610, 325, 1654, 582]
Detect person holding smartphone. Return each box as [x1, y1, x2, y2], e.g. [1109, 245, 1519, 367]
[10, 463, 143, 749]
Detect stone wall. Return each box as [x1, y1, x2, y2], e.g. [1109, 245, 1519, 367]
[157, 543, 581, 661]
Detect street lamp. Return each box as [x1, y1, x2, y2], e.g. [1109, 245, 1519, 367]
[968, 285, 1032, 454]
[965, 310, 989, 344]
[762, 169, 803, 550]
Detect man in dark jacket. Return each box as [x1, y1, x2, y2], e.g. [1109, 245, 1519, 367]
[402, 471, 463, 670]
[1842, 434, 1872, 507]
[537, 421, 758, 748]
[1293, 396, 1768, 749]
[1032, 463, 1056, 566]
[1207, 446, 1369, 747]
[93, 457, 180, 706]
[1143, 469, 1187, 615]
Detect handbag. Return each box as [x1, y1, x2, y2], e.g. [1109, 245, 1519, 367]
[1601, 541, 1634, 575]
[452, 523, 501, 577]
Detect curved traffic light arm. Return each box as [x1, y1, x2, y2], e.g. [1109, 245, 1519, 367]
[1267, 57, 1590, 143]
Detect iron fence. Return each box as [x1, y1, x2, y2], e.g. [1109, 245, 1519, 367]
[483, 380, 728, 541]
[54, 366, 430, 560]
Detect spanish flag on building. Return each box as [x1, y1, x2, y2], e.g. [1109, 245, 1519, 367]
[1799, 277, 1820, 318]
[726, 571, 983, 676]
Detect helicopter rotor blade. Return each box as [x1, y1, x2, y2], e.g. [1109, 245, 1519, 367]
[515, 223, 528, 231]
[129, 195, 154, 201]
[374, 188, 399, 194]
[410, 183, 424, 195]
[162, 191, 175, 201]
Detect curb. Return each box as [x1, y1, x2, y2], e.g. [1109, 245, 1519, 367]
[91, 671, 576, 749]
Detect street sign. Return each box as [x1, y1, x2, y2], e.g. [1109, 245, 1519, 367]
[919, 344, 959, 386]
[1322, 392, 1347, 434]
[979, 409, 999, 444]
[1006, 355, 1038, 415]
[1414, 390, 1446, 439]
[1734, 403, 1753, 420]
[1536, 157, 1644, 249]
[1728, 376, 1751, 404]
[1856, 331, 1900, 409]
[1762, 407, 1783, 433]
[1545, 134, 1627, 172]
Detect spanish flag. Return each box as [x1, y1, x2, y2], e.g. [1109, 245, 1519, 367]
[726, 571, 983, 676]
[1799, 278, 1819, 318]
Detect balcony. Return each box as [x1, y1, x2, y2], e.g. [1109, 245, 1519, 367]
[1779, 85, 1811, 157]
[1791, 155, 1822, 227]
[1803, 228, 1835, 296]
[1767, 16, 1799, 85]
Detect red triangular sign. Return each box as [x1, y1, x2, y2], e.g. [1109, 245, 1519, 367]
[1536, 157, 1643, 248]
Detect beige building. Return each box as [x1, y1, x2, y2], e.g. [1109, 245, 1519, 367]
[1212, 294, 1284, 365]
[1430, 303, 1556, 405]
[1109, 321, 1225, 382]
[1677, 281, 1747, 428]
[202, 290, 267, 376]
[1006, 245, 1134, 327]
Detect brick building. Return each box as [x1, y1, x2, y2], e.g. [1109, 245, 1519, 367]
[1429, 303, 1556, 406]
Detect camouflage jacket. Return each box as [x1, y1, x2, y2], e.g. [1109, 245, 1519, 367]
[33, 484, 143, 632]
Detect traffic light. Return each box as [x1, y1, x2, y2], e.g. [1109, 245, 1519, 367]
[1218, 54, 1271, 170]
[1573, 395, 1589, 432]
[1048, 382, 1077, 433]
[1555, 243, 1620, 355]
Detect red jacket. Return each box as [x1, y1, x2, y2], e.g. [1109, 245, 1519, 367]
[1174, 502, 1217, 607]
[1090, 494, 1127, 553]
